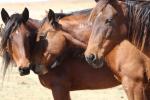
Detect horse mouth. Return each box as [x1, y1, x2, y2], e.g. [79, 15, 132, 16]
[91, 60, 104, 69]
[30, 64, 48, 75]
[18, 64, 48, 76]
[86, 57, 104, 69]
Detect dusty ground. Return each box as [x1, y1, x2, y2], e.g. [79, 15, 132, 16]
[0, 0, 127, 100]
[0, 64, 128, 100]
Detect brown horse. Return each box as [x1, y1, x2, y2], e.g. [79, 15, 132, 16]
[0, 8, 120, 100]
[0, 8, 48, 76]
[31, 9, 122, 100]
[85, 0, 150, 64]
[85, 0, 150, 100]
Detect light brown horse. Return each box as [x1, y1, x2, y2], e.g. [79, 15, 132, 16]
[85, 0, 150, 100]
[0, 8, 120, 100]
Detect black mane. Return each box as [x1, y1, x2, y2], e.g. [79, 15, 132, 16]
[69, 8, 92, 15]
[1, 14, 22, 50]
[0, 13, 22, 79]
[126, 1, 150, 50]
[41, 8, 92, 27]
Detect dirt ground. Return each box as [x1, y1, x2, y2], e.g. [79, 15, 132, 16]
[0, 0, 127, 100]
[0, 65, 127, 100]
[0, 62, 128, 100]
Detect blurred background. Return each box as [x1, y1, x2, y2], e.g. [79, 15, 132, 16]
[0, 0, 95, 22]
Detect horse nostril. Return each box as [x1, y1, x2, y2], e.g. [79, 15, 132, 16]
[86, 54, 96, 64]
[89, 54, 95, 61]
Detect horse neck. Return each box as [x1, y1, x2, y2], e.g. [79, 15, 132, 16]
[104, 40, 135, 78]
[59, 11, 92, 49]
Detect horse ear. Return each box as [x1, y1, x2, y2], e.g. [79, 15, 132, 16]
[48, 9, 56, 22]
[22, 8, 29, 23]
[1, 8, 10, 24]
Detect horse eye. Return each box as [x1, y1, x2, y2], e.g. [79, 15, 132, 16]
[105, 18, 113, 24]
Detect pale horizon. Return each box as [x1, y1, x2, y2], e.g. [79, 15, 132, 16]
[0, 0, 48, 3]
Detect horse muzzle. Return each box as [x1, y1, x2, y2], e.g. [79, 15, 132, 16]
[85, 54, 97, 64]
[19, 67, 30, 76]
[92, 57, 105, 69]
[85, 54, 104, 68]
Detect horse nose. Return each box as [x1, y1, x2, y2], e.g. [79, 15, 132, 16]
[19, 67, 30, 76]
[85, 54, 96, 64]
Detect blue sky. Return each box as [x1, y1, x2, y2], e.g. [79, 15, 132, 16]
[0, 0, 48, 3]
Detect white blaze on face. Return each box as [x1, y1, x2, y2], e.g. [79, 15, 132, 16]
[16, 30, 19, 35]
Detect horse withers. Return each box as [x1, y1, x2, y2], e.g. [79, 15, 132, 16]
[0, 8, 47, 76]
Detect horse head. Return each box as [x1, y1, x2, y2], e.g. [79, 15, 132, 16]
[85, 0, 127, 68]
[0, 8, 46, 76]
[33, 9, 66, 71]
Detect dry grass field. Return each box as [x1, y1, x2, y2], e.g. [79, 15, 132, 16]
[0, 66, 127, 100]
[0, 0, 127, 100]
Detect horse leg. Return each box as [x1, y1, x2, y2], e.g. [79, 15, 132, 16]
[122, 76, 134, 100]
[133, 81, 147, 100]
[122, 76, 147, 100]
[51, 86, 71, 100]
